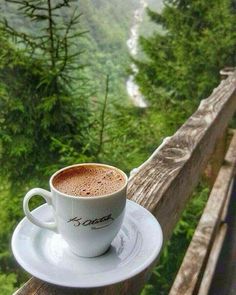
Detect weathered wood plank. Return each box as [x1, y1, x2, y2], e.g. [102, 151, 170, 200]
[208, 178, 236, 295]
[129, 72, 236, 243]
[220, 67, 236, 80]
[197, 223, 227, 295]
[221, 178, 234, 221]
[15, 72, 236, 294]
[169, 130, 236, 295]
[203, 131, 227, 187]
[199, 167, 235, 295]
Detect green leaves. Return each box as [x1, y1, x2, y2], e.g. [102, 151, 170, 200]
[0, 1, 91, 183]
[0, 273, 17, 295]
[136, 0, 236, 104]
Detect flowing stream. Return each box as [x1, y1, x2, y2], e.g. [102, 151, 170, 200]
[126, 0, 148, 108]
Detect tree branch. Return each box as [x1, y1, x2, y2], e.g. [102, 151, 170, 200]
[47, 0, 55, 69]
[97, 75, 109, 157]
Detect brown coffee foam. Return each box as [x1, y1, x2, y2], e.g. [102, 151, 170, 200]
[53, 165, 126, 197]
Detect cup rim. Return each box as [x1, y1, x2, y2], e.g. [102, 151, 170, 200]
[49, 163, 128, 200]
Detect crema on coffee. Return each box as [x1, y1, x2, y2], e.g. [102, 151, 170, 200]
[53, 165, 126, 197]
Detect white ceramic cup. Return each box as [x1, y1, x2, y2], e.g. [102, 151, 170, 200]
[23, 163, 128, 257]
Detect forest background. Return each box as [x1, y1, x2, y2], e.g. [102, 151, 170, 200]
[0, 0, 235, 294]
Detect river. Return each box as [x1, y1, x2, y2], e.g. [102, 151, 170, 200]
[126, 0, 148, 108]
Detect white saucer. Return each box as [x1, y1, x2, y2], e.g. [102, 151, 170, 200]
[12, 200, 163, 288]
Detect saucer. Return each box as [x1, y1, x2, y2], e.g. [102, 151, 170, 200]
[12, 200, 163, 288]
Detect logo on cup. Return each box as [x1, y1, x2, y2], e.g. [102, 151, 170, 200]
[67, 214, 114, 230]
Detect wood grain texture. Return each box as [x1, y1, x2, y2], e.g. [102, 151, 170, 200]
[220, 67, 236, 80]
[203, 131, 227, 187]
[208, 178, 236, 295]
[169, 131, 236, 295]
[128, 72, 236, 243]
[221, 178, 234, 222]
[198, 223, 227, 295]
[15, 72, 236, 294]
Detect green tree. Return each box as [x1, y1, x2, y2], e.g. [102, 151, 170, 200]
[136, 0, 236, 104]
[0, 0, 90, 185]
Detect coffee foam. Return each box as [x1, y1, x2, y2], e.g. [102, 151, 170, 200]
[53, 165, 126, 197]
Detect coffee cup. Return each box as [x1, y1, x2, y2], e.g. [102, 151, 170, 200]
[23, 163, 128, 257]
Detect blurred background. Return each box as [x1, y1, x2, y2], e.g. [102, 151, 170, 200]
[0, 0, 235, 294]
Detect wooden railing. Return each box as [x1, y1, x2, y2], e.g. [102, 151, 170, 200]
[170, 130, 236, 295]
[15, 70, 236, 295]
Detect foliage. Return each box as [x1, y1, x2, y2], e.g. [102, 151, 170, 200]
[0, 273, 17, 295]
[54, 88, 194, 175]
[135, 0, 236, 104]
[1, 0, 138, 103]
[0, 179, 30, 294]
[0, 0, 91, 185]
[77, 0, 138, 98]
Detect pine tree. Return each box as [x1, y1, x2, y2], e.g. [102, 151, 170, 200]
[0, 0, 91, 184]
[135, 0, 236, 104]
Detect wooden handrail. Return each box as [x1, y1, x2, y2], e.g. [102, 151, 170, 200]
[129, 72, 236, 243]
[15, 72, 236, 294]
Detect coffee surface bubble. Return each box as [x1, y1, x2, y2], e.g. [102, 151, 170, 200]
[53, 165, 126, 197]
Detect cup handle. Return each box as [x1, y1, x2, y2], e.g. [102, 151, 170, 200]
[23, 188, 57, 232]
